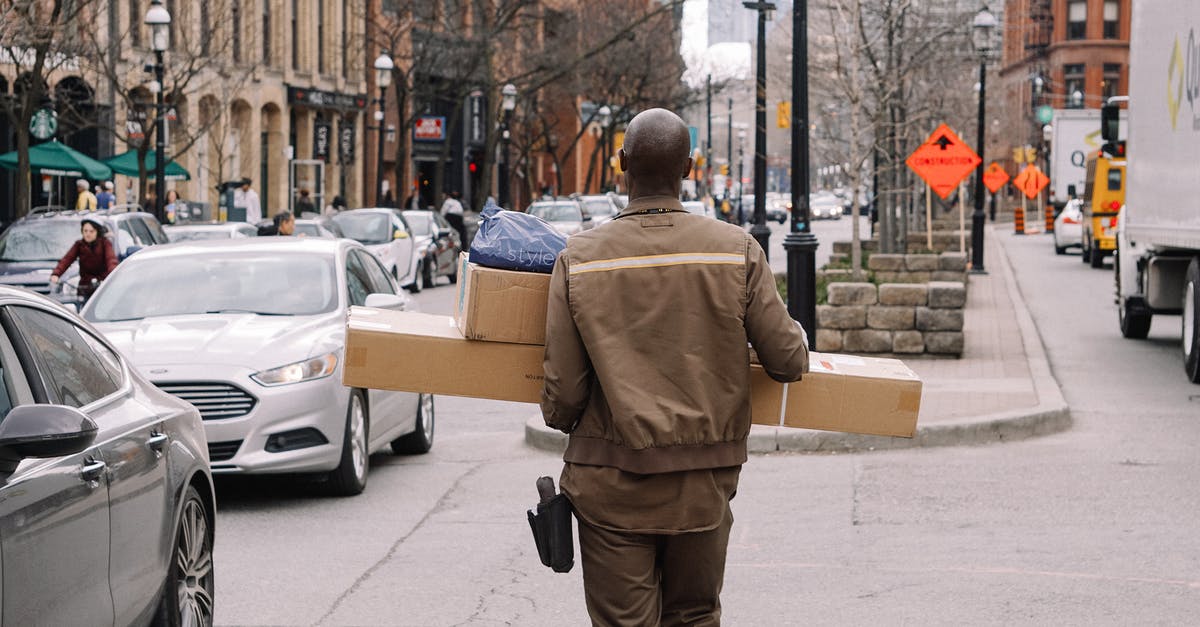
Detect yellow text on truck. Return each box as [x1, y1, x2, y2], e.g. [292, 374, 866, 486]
[1081, 149, 1125, 269]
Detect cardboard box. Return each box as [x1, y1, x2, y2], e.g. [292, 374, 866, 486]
[344, 308, 545, 403]
[454, 253, 552, 345]
[344, 308, 921, 437]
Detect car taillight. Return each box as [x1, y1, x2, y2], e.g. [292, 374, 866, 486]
[1108, 217, 1119, 228]
[1108, 200, 1120, 211]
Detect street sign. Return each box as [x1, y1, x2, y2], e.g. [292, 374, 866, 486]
[30, 108, 57, 140]
[982, 162, 1010, 194]
[1012, 164, 1050, 199]
[905, 123, 982, 199]
[413, 116, 445, 142]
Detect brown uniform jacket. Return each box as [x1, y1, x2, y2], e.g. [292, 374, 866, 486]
[541, 195, 810, 476]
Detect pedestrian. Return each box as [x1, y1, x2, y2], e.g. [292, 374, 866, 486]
[258, 210, 294, 236]
[164, 189, 180, 223]
[541, 108, 810, 626]
[295, 189, 316, 216]
[325, 195, 346, 215]
[75, 179, 97, 211]
[440, 190, 467, 243]
[49, 218, 118, 300]
[96, 181, 116, 210]
[235, 178, 262, 224]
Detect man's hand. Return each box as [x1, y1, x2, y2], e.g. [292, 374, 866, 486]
[49, 275, 60, 284]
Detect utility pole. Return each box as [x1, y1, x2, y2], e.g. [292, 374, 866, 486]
[784, 0, 817, 350]
[727, 97, 733, 203]
[706, 74, 713, 200]
[744, 1, 775, 258]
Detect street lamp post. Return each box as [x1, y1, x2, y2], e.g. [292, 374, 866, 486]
[145, 0, 170, 222]
[744, 0, 775, 259]
[598, 105, 612, 192]
[970, 4, 996, 275]
[784, 0, 817, 349]
[373, 51, 393, 207]
[737, 128, 746, 224]
[499, 83, 516, 209]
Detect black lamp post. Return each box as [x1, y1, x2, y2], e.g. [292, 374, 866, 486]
[373, 51, 393, 207]
[499, 83, 516, 209]
[743, 0, 775, 259]
[737, 128, 746, 224]
[598, 105, 612, 192]
[784, 0, 817, 349]
[970, 4, 996, 274]
[145, 0, 170, 221]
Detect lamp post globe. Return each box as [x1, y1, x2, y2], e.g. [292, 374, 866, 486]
[598, 105, 612, 190]
[145, 0, 171, 221]
[499, 84, 517, 209]
[969, 3, 994, 274]
[374, 52, 393, 88]
[373, 51, 392, 207]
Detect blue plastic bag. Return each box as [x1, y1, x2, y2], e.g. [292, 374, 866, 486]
[469, 201, 567, 273]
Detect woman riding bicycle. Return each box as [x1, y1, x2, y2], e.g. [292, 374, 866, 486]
[49, 218, 118, 300]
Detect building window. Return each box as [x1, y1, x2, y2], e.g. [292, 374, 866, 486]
[129, 0, 141, 47]
[200, 3, 211, 56]
[342, 2, 350, 79]
[415, 1, 438, 23]
[291, 0, 300, 70]
[1102, 63, 1121, 101]
[1103, 1, 1119, 39]
[382, 0, 399, 13]
[318, 0, 326, 74]
[1064, 64, 1086, 108]
[262, 3, 272, 65]
[1067, 1, 1087, 40]
[232, 1, 242, 63]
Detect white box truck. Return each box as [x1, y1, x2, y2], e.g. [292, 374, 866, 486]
[1049, 109, 1125, 207]
[1114, 0, 1200, 383]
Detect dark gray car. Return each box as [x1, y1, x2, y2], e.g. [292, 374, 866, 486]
[0, 286, 214, 625]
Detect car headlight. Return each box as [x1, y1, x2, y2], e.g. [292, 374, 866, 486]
[252, 352, 338, 386]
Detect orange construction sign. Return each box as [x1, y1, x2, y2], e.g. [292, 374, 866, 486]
[1012, 164, 1050, 200]
[905, 124, 982, 200]
[982, 162, 1010, 194]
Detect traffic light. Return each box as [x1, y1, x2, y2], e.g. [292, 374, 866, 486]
[777, 101, 791, 129]
[466, 150, 482, 174]
[1101, 140, 1126, 158]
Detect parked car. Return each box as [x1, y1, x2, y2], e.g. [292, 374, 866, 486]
[0, 285, 214, 625]
[810, 191, 845, 220]
[294, 217, 344, 239]
[0, 205, 168, 298]
[682, 200, 715, 219]
[165, 222, 259, 242]
[765, 193, 790, 223]
[577, 195, 621, 228]
[331, 208, 422, 291]
[83, 238, 433, 496]
[1054, 198, 1085, 255]
[527, 200, 587, 236]
[401, 209, 462, 286]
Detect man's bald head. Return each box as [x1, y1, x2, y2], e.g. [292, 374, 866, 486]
[619, 108, 693, 199]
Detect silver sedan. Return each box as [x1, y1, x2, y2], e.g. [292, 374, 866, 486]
[84, 238, 434, 496]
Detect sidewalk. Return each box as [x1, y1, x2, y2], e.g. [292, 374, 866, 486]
[525, 225, 1071, 454]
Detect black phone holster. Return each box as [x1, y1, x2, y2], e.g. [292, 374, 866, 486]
[527, 493, 575, 573]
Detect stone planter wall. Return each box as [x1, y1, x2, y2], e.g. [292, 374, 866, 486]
[815, 281, 967, 356]
[821, 252, 968, 284]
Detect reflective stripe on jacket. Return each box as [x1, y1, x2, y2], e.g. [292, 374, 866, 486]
[541, 195, 809, 474]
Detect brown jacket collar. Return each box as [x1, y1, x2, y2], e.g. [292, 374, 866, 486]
[617, 195, 684, 218]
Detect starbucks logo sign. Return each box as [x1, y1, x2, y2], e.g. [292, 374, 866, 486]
[30, 109, 57, 140]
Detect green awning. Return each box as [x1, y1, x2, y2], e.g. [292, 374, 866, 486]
[0, 140, 112, 180]
[104, 150, 191, 181]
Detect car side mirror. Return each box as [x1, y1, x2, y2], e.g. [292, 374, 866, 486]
[0, 405, 98, 466]
[124, 245, 143, 258]
[582, 215, 592, 222]
[364, 293, 408, 311]
[393, 230, 408, 240]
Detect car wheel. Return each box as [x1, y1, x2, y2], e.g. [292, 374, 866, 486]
[448, 263, 458, 284]
[392, 393, 435, 455]
[327, 390, 369, 496]
[1081, 236, 1091, 264]
[422, 257, 435, 288]
[407, 262, 424, 293]
[1184, 258, 1200, 383]
[153, 485, 214, 627]
[1090, 244, 1105, 269]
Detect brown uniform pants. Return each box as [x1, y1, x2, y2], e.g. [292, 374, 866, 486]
[576, 505, 733, 627]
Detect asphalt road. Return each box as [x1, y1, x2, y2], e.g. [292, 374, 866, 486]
[212, 225, 1200, 626]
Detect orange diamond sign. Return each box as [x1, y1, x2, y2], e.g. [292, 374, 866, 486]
[982, 162, 1010, 194]
[1012, 164, 1050, 200]
[905, 124, 982, 199]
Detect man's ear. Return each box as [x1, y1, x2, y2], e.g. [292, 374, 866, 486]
[682, 157, 694, 180]
[618, 148, 628, 173]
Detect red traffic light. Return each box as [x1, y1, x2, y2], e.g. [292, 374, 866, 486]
[468, 162, 477, 173]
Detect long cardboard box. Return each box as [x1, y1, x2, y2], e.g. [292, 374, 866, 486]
[344, 308, 921, 437]
[454, 253, 552, 345]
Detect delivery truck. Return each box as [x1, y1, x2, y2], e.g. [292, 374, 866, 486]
[1049, 109, 1123, 209]
[1113, 1, 1200, 383]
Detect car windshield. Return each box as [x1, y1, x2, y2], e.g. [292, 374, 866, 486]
[0, 220, 83, 262]
[165, 227, 233, 242]
[529, 203, 582, 222]
[86, 252, 339, 321]
[581, 199, 614, 217]
[294, 223, 325, 237]
[403, 213, 434, 236]
[811, 192, 840, 204]
[332, 212, 392, 245]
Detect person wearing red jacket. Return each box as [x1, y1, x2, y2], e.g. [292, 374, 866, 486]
[50, 218, 118, 298]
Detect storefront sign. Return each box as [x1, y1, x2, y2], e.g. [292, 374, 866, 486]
[126, 108, 147, 141]
[339, 120, 356, 165]
[469, 91, 485, 145]
[414, 116, 445, 142]
[286, 84, 367, 111]
[313, 120, 332, 161]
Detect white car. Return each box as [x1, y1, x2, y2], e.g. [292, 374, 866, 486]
[527, 200, 586, 236]
[1054, 199, 1084, 255]
[82, 238, 433, 496]
[682, 200, 715, 218]
[332, 208, 422, 292]
[810, 191, 844, 220]
[578, 195, 621, 228]
[164, 222, 259, 241]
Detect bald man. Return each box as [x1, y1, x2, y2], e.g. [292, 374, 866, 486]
[541, 108, 809, 626]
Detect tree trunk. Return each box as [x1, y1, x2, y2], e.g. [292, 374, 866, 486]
[431, 95, 466, 212]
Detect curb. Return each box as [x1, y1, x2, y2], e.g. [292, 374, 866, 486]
[525, 226, 1071, 455]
